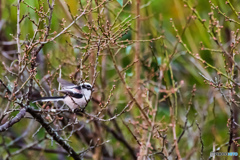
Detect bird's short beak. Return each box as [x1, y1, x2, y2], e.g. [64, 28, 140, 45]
[92, 88, 95, 91]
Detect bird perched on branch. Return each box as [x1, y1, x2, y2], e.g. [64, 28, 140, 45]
[33, 78, 93, 110]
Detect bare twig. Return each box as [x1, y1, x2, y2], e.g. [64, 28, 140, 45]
[196, 121, 204, 159]
[169, 84, 196, 155]
[41, 5, 87, 45]
[108, 47, 151, 126]
[84, 100, 133, 122]
[0, 108, 26, 132]
[10, 139, 45, 157]
[170, 106, 182, 160]
[16, 0, 21, 63]
[26, 106, 81, 160]
[101, 123, 137, 159]
[0, 79, 11, 94]
[122, 120, 141, 146]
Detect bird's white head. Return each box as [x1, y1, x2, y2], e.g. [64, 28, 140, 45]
[80, 82, 93, 100]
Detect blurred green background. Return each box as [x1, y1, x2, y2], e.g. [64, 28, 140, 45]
[0, 0, 240, 159]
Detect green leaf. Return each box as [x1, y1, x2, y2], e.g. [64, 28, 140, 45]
[117, 0, 123, 6]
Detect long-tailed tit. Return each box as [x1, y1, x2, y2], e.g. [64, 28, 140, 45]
[33, 78, 93, 110]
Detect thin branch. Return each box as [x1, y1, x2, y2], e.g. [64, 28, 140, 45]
[108, 47, 151, 126]
[196, 121, 204, 159]
[169, 84, 196, 155]
[0, 108, 26, 132]
[10, 139, 45, 157]
[102, 124, 137, 159]
[84, 100, 133, 122]
[0, 79, 11, 94]
[26, 106, 81, 160]
[170, 106, 182, 160]
[16, 0, 21, 63]
[41, 6, 87, 44]
[122, 120, 141, 146]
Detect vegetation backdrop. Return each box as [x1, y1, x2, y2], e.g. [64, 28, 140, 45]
[0, 0, 239, 160]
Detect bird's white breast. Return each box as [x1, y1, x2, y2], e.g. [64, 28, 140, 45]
[64, 96, 87, 109]
[63, 89, 91, 109]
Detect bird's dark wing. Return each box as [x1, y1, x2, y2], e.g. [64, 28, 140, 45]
[61, 91, 83, 98]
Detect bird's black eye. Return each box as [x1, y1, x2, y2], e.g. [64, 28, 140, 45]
[82, 84, 92, 90]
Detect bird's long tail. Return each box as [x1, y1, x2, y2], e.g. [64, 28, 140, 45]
[32, 96, 65, 103]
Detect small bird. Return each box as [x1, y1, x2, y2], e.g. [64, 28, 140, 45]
[33, 78, 93, 110]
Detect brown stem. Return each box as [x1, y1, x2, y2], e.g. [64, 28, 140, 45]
[170, 106, 182, 160]
[135, 0, 141, 105]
